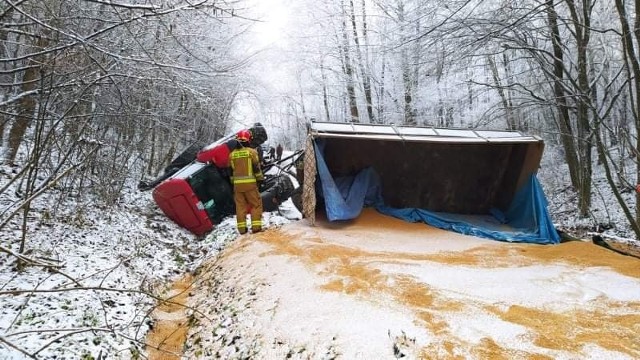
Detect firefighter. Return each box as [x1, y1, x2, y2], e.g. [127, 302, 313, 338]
[229, 130, 264, 234]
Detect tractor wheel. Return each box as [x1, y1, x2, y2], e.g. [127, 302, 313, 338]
[260, 175, 294, 212]
[291, 187, 303, 214]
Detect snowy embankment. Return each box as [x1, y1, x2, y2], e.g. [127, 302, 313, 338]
[0, 161, 300, 359]
[0, 183, 193, 359]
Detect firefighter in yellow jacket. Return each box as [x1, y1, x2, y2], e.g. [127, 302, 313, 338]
[229, 130, 264, 234]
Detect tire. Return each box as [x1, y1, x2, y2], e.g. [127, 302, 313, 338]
[291, 187, 303, 213]
[260, 175, 294, 212]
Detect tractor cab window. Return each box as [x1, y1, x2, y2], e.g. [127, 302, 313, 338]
[187, 165, 235, 224]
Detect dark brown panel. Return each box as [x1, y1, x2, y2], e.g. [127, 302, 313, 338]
[319, 137, 541, 214]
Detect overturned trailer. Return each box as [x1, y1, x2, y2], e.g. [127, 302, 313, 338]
[301, 121, 559, 244]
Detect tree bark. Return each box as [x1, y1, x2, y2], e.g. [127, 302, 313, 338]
[341, 0, 359, 123]
[348, 0, 374, 123]
[614, 0, 640, 227]
[487, 55, 515, 130]
[321, 60, 331, 122]
[397, 1, 415, 125]
[6, 63, 40, 164]
[565, 0, 593, 217]
[546, 0, 582, 201]
[360, 0, 375, 123]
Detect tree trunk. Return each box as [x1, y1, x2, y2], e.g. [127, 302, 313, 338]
[321, 60, 331, 122]
[487, 55, 515, 130]
[594, 121, 640, 238]
[397, 1, 415, 125]
[566, 0, 593, 217]
[615, 0, 640, 226]
[546, 1, 581, 198]
[6, 64, 40, 164]
[360, 0, 375, 123]
[377, 26, 388, 124]
[341, 0, 359, 123]
[147, 124, 156, 176]
[348, 0, 374, 123]
[501, 53, 517, 129]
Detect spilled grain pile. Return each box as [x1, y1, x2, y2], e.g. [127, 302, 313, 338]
[155, 209, 640, 359]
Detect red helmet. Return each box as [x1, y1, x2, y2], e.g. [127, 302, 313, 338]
[236, 129, 251, 143]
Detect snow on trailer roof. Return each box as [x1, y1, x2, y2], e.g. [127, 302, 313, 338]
[310, 122, 542, 143]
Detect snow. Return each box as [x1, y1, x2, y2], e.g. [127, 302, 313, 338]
[390, 262, 640, 308]
[0, 154, 304, 359]
[2, 145, 640, 359]
[0, 187, 190, 359]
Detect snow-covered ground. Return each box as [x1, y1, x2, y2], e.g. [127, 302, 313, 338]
[1, 146, 640, 359]
[0, 159, 301, 359]
[538, 145, 637, 238]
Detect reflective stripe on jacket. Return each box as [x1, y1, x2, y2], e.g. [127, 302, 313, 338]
[229, 147, 264, 186]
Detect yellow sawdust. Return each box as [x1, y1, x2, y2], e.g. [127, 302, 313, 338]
[508, 241, 640, 278]
[146, 274, 193, 360]
[381, 240, 640, 278]
[470, 337, 510, 360]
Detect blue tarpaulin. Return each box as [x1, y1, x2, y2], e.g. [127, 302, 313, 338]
[314, 141, 384, 221]
[314, 139, 559, 244]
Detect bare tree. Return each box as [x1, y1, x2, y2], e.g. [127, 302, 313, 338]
[348, 0, 375, 123]
[340, 0, 360, 122]
[0, 0, 255, 245]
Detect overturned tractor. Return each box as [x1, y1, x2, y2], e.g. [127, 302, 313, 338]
[139, 124, 302, 236]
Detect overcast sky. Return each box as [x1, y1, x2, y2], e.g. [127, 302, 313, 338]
[227, 0, 298, 139]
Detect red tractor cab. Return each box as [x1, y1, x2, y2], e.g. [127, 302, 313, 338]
[139, 123, 301, 236]
[152, 162, 235, 236]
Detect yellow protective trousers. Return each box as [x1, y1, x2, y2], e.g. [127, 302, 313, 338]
[233, 185, 263, 233]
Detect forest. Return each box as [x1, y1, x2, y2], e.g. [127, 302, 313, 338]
[1, 0, 640, 357]
[3, 0, 640, 238]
